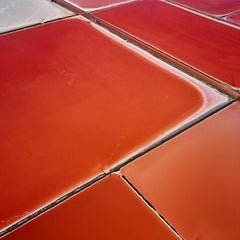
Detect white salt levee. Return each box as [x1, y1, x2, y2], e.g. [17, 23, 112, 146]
[56, 0, 136, 12]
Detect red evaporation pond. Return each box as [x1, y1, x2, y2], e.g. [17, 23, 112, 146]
[94, 0, 240, 87]
[2, 175, 179, 240]
[57, 0, 131, 9]
[168, 0, 240, 15]
[122, 102, 240, 240]
[0, 17, 204, 230]
[226, 12, 240, 25]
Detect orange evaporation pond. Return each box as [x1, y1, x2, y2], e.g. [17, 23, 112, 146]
[122, 102, 240, 240]
[226, 12, 240, 25]
[94, 0, 240, 87]
[168, 0, 240, 15]
[2, 175, 179, 240]
[57, 0, 130, 9]
[0, 17, 204, 230]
